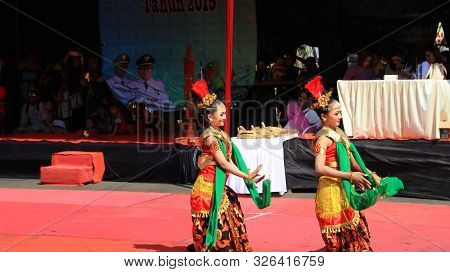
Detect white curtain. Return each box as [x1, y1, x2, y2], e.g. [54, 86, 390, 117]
[337, 80, 450, 140]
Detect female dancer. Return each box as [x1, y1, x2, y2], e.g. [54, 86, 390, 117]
[306, 76, 403, 251]
[190, 79, 270, 252]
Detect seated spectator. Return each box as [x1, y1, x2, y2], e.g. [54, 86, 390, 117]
[106, 53, 133, 106]
[415, 59, 430, 79]
[109, 104, 133, 136]
[255, 60, 270, 81]
[285, 53, 300, 81]
[373, 56, 388, 79]
[64, 49, 85, 131]
[272, 57, 287, 81]
[343, 52, 374, 80]
[285, 100, 309, 133]
[93, 106, 111, 134]
[84, 118, 99, 136]
[37, 63, 63, 102]
[84, 56, 110, 117]
[301, 92, 322, 133]
[69, 118, 99, 140]
[384, 52, 413, 79]
[284, 90, 321, 134]
[39, 100, 55, 133]
[424, 46, 447, 79]
[17, 90, 42, 133]
[57, 80, 71, 130]
[129, 54, 170, 111]
[73, 118, 98, 139]
[18, 53, 42, 104]
[51, 119, 68, 133]
[298, 57, 319, 81]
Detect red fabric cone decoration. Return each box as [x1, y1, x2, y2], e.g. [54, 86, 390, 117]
[192, 79, 209, 99]
[191, 79, 217, 108]
[304, 76, 332, 110]
[304, 76, 324, 99]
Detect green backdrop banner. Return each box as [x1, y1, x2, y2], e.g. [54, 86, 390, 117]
[99, 0, 256, 103]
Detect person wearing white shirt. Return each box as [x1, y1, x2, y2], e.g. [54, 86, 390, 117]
[106, 53, 134, 105]
[424, 47, 447, 80]
[415, 60, 430, 79]
[130, 54, 171, 110]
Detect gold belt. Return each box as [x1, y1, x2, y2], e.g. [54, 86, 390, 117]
[319, 176, 340, 182]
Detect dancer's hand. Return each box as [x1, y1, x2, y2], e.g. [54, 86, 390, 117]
[372, 173, 381, 186]
[247, 164, 263, 182]
[253, 175, 265, 184]
[351, 172, 372, 190]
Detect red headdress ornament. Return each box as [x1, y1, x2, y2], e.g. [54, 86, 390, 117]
[192, 79, 217, 109]
[304, 76, 332, 110]
[304, 75, 323, 99]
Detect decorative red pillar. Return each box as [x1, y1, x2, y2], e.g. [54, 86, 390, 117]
[224, 0, 234, 135]
[183, 45, 195, 137]
[176, 45, 200, 146]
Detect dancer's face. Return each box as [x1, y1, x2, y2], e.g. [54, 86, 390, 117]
[208, 103, 226, 128]
[322, 101, 342, 129]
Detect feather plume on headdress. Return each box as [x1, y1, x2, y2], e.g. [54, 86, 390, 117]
[192, 79, 217, 109]
[304, 76, 332, 110]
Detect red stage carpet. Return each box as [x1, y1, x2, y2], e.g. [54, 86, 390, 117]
[0, 188, 448, 252]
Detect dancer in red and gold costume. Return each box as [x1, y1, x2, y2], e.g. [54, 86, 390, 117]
[189, 79, 271, 252]
[306, 76, 403, 252]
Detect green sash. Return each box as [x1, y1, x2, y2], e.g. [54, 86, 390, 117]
[204, 139, 271, 250]
[336, 141, 404, 211]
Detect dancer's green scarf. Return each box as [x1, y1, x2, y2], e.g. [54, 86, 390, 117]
[205, 139, 271, 250]
[337, 142, 404, 211]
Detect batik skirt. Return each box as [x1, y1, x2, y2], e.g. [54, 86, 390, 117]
[192, 186, 252, 252]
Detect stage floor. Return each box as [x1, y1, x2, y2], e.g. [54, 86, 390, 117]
[0, 183, 448, 252]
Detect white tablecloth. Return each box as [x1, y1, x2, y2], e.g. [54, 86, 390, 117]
[226, 133, 298, 195]
[337, 80, 450, 140]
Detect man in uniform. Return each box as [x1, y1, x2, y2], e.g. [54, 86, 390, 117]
[130, 54, 176, 136]
[106, 53, 134, 106]
[131, 54, 171, 110]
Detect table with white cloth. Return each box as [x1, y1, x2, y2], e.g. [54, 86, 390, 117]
[226, 133, 298, 195]
[337, 80, 450, 140]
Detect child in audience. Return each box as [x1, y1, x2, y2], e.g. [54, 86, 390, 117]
[39, 100, 55, 133]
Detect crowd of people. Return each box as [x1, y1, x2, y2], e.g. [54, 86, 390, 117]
[258, 46, 449, 135]
[1, 45, 449, 137]
[255, 54, 319, 83]
[0, 50, 169, 136]
[343, 46, 448, 80]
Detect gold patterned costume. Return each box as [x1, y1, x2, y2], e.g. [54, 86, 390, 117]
[313, 127, 372, 251]
[190, 127, 252, 252]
